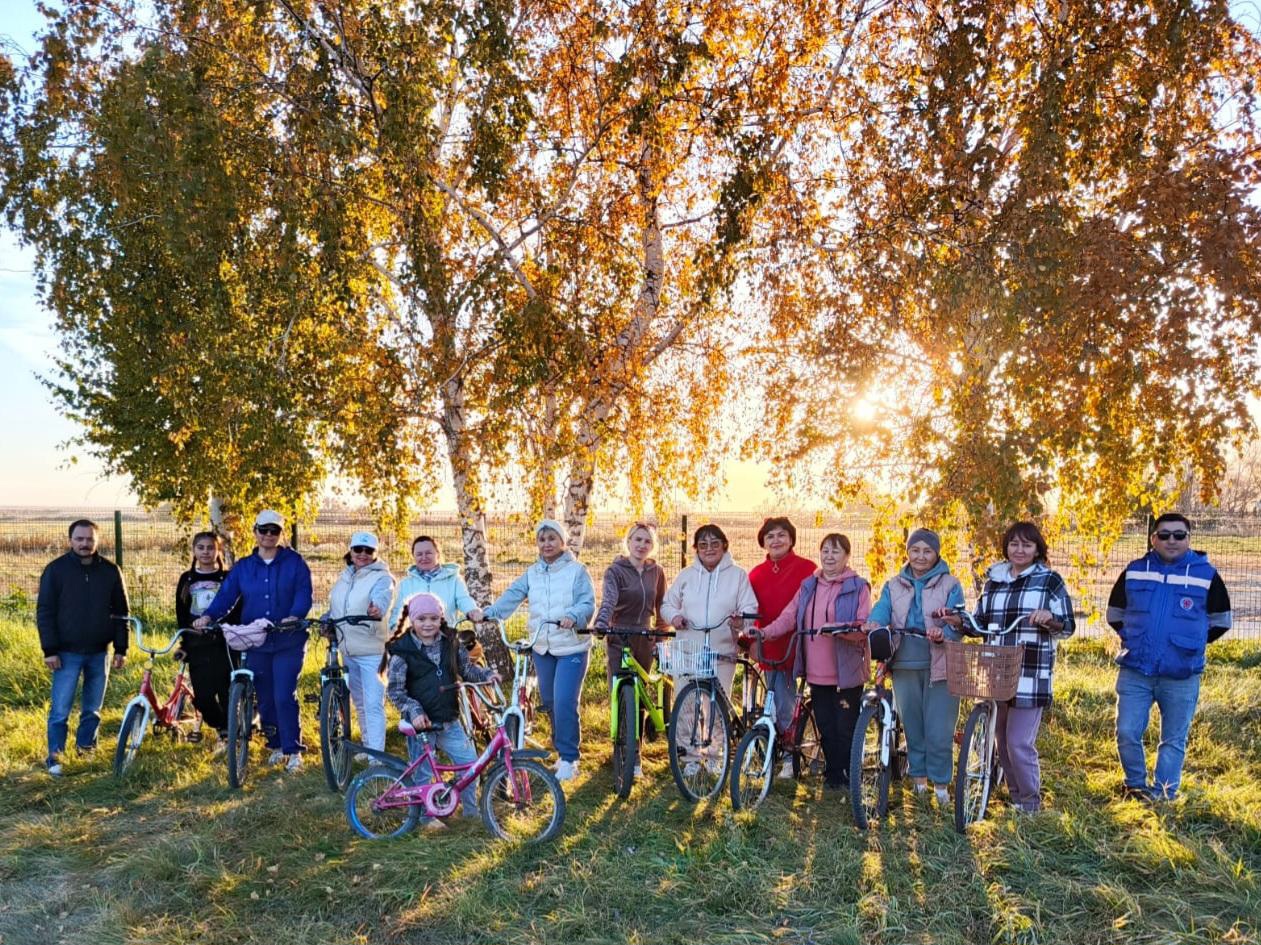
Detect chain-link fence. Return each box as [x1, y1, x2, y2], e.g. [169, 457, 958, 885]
[2, 507, 1257, 637]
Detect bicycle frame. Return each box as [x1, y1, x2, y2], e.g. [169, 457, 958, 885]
[492, 619, 544, 750]
[607, 632, 671, 743]
[120, 618, 196, 737]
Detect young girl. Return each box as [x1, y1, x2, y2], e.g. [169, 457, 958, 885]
[174, 532, 240, 747]
[383, 593, 499, 824]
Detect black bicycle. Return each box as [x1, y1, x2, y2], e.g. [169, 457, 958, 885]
[304, 615, 375, 793]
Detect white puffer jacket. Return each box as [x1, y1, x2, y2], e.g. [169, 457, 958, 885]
[326, 559, 395, 657]
[484, 552, 595, 656]
[662, 552, 759, 657]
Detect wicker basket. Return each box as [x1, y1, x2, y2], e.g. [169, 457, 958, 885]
[656, 640, 718, 679]
[944, 641, 1026, 701]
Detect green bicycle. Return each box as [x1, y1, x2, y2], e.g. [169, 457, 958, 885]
[583, 626, 675, 798]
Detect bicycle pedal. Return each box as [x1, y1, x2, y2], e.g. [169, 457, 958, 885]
[303, 694, 320, 705]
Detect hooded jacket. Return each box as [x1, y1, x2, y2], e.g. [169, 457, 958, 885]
[484, 551, 595, 656]
[595, 555, 666, 630]
[662, 552, 759, 658]
[388, 562, 479, 629]
[326, 558, 395, 657]
[202, 546, 313, 653]
[867, 559, 965, 679]
[1106, 549, 1231, 679]
[761, 567, 872, 687]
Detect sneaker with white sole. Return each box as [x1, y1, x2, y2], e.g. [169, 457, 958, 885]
[353, 752, 371, 763]
[779, 758, 794, 780]
[211, 739, 227, 757]
[284, 753, 302, 772]
[554, 759, 578, 781]
[682, 761, 700, 777]
[634, 763, 644, 778]
[46, 757, 63, 777]
[267, 749, 286, 766]
[934, 786, 950, 805]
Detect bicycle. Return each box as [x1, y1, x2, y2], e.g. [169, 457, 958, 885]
[849, 624, 929, 829]
[488, 618, 545, 751]
[113, 617, 199, 776]
[661, 613, 764, 802]
[302, 614, 374, 793]
[218, 617, 305, 789]
[452, 618, 510, 749]
[729, 628, 824, 812]
[345, 690, 565, 843]
[939, 607, 1030, 832]
[582, 625, 675, 799]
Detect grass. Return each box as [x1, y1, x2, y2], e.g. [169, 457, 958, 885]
[0, 616, 1257, 945]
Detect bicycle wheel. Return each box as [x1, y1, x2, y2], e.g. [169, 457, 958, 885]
[731, 727, 774, 811]
[112, 703, 146, 777]
[319, 681, 353, 793]
[667, 681, 730, 802]
[850, 700, 891, 829]
[955, 703, 995, 832]
[791, 701, 824, 779]
[226, 678, 254, 789]
[611, 682, 638, 799]
[480, 759, 566, 843]
[345, 766, 420, 840]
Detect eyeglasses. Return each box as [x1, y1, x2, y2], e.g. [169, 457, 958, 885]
[255, 525, 282, 536]
[1154, 530, 1188, 541]
[350, 545, 375, 554]
[696, 540, 725, 550]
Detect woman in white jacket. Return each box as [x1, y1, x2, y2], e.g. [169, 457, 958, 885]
[483, 520, 595, 782]
[662, 523, 759, 698]
[325, 531, 395, 753]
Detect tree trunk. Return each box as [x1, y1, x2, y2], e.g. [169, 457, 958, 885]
[209, 493, 235, 566]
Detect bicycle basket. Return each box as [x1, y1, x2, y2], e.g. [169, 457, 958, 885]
[868, 626, 900, 662]
[944, 641, 1025, 701]
[655, 640, 717, 679]
[221, 619, 271, 652]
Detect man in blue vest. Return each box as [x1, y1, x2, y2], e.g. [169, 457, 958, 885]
[1106, 513, 1232, 801]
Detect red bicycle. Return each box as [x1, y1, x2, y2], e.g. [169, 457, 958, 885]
[113, 616, 200, 776]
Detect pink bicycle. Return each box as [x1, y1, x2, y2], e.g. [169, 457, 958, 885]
[345, 682, 566, 843]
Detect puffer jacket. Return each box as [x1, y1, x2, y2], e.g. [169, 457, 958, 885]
[326, 559, 395, 657]
[868, 559, 965, 681]
[484, 552, 595, 656]
[661, 552, 759, 658]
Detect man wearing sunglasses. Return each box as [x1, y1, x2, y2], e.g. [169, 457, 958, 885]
[195, 510, 313, 771]
[1106, 512, 1232, 801]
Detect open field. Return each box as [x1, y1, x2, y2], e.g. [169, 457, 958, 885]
[0, 616, 1257, 945]
[2, 509, 1260, 637]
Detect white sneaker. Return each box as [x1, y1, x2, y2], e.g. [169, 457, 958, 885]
[634, 764, 644, 778]
[554, 760, 577, 781]
[779, 758, 794, 780]
[353, 752, 371, 763]
[211, 740, 227, 757]
[46, 758, 63, 777]
[704, 758, 725, 776]
[267, 749, 286, 766]
[934, 786, 950, 805]
[284, 753, 303, 772]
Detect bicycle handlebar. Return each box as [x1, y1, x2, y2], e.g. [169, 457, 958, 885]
[937, 607, 1031, 638]
[126, 617, 189, 657]
[488, 617, 544, 653]
[582, 626, 676, 638]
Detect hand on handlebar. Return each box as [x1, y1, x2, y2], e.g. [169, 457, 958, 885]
[670, 615, 688, 630]
[467, 608, 485, 623]
[932, 608, 963, 627]
[366, 602, 382, 619]
[559, 617, 575, 630]
[193, 615, 211, 630]
[926, 625, 945, 643]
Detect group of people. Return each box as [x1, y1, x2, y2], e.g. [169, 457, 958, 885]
[36, 511, 1232, 808]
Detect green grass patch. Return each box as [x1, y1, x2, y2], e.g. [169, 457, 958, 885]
[0, 620, 1256, 944]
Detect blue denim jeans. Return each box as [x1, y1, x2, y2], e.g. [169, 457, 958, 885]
[532, 649, 590, 763]
[1116, 666, 1202, 799]
[48, 651, 111, 759]
[407, 725, 481, 815]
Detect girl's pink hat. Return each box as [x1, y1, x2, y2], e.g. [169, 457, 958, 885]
[403, 592, 444, 618]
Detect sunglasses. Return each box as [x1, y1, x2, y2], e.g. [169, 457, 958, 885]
[350, 545, 375, 554]
[255, 525, 282, 536]
[1154, 530, 1188, 541]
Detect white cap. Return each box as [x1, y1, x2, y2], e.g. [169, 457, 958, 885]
[254, 509, 284, 528]
[349, 531, 379, 550]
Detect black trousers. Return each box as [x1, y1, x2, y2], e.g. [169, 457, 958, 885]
[810, 682, 864, 787]
[185, 644, 239, 734]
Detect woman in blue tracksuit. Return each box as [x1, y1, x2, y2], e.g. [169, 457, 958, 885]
[482, 519, 594, 782]
[195, 510, 313, 771]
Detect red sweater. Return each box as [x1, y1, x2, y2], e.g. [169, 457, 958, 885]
[749, 550, 817, 666]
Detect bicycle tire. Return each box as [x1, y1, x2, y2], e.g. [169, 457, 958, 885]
[112, 703, 146, 777]
[667, 681, 730, 802]
[226, 678, 254, 789]
[612, 682, 638, 799]
[955, 703, 995, 832]
[731, 726, 774, 811]
[791, 700, 824, 779]
[345, 766, 421, 840]
[849, 700, 891, 829]
[319, 681, 353, 793]
[480, 759, 566, 843]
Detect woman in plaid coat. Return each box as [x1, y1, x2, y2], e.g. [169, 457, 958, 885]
[940, 521, 1075, 812]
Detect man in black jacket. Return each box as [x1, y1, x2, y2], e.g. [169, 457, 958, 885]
[36, 519, 129, 775]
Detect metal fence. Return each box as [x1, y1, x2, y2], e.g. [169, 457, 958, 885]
[1, 507, 1258, 638]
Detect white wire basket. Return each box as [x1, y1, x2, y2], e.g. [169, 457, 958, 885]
[656, 640, 718, 679]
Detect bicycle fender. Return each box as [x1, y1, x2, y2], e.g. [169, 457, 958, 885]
[121, 695, 152, 735]
[345, 742, 407, 773]
[505, 749, 550, 763]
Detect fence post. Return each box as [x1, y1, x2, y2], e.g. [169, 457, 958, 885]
[291, 523, 299, 551]
[114, 510, 123, 568]
[680, 514, 688, 570]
